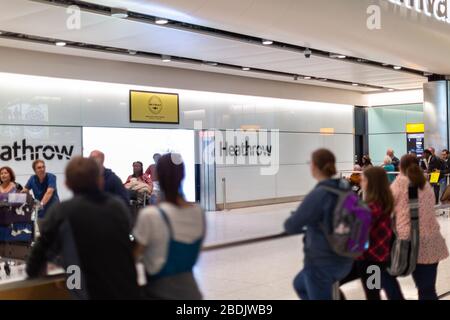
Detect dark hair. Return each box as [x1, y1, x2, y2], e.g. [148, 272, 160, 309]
[423, 149, 432, 156]
[65, 156, 101, 194]
[363, 167, 394, 215]
[157, 153, 185, 205]
[0, 166, 15, 183]
[311, 149, 337, 178]
[132, 161, 143, 177]
[362, 155, 372, 166]
[443, 149, 449, 155]
[32, 159, 45, 171]
[400, 154, 426, 189]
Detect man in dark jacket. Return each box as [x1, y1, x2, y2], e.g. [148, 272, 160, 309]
[89, 150, 129, 206]
[386, 148, 400, 172]
[26, 156, 140, 300]
[421, 148, 442, 204]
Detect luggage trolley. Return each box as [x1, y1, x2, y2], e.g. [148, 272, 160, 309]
[128, 190, 149, 228]
[0, 193, 39, 280]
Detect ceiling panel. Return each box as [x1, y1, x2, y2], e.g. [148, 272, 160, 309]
[0, 0, 428, 91]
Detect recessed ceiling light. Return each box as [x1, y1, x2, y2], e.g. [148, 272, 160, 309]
[424, 72, 433, 76]
[262, 39, 273, 45]
[382, 63, 389, 66]
[111, 8, 129, 19]
[0, 31, 3, 35]
[330, 53, 346, 59]
[320, 78, 328, 81]
[242, 67, 251, 71]
[128, 50, 137, 55]
[205, 61, 218, 66]
[393, 66, 402, 70]
[155, 18, 169, 25]
[161, 55, 171, 62]
[352, 83, 359, 86]
[303, 76, 312, 80]
[55, 41, 66, 47]
[388, 88, 395, 92]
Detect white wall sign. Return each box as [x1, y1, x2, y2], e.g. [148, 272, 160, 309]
[0, 125, 82, 200]
[389, 0, 450, 24]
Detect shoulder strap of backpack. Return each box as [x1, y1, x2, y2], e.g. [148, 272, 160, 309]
[405, 185, 420, 275]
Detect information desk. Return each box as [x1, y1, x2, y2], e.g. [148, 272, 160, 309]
[0, 273, 70, 300]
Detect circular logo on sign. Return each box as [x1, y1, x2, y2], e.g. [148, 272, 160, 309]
[148, 96, 163, 114]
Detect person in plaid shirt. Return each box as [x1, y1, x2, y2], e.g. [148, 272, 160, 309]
[339, 167, 404, 300]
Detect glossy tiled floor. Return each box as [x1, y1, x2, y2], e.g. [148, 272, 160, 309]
[196, 203, 450, 300]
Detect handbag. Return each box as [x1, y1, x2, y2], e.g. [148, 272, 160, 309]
[388, 185, 420, 277]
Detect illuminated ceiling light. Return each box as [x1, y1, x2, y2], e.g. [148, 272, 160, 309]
[424, 72, 433, 76]
[161, 55, 171, 62]
[155, 18, 169, 25]
[128, 50, 137, 55]
[382, 63, 390, 66]
[303, 76, 312, 80]
[320, 78, 328, 81]
[204, 61, 218, 66]
[330, 53, 346, 59]
[242, 67, 251, 71]
[111, 8, 129, 19]
[0, 31, 3, 35]
[352, 83, 359, 86]
[262, 39, 273, 45]
[55, 41, 66, 47]
[388, 88, 395, 92]
[393, 66, 402, 70]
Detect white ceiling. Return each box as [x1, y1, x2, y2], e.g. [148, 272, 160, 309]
[0, 0, 435, 92]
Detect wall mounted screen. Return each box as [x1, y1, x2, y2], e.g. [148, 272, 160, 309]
[82, 127, 195, 202]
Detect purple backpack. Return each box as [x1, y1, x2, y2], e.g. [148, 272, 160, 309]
[320, 185, 372, 258]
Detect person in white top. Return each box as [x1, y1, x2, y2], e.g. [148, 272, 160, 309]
[133, 153, 205, 300]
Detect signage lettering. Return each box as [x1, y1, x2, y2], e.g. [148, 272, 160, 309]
[219, 140, 272, 157]
[389, 0, 450, 24]
[0, 139, 74, 161]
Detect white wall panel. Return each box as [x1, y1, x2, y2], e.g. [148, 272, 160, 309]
[0, 72, 355, 205]
[215, 166, 277, 203]
[0, 73, 354, 132]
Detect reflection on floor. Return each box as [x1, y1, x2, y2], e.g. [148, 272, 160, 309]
[196, 202, 450, 300]
[204, 202, 297, 247]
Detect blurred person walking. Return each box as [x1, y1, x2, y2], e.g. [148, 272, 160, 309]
[133, 153, 205, 300]
[390, 154, 449, 300]
[284, 149, 353, 300]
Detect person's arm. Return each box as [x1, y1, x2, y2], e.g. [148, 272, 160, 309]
[284, 190, 322, 235]
[142, 175, 153, 194]
[132, 209, 155, 261]
[40, 174, 57, 207]
[21, 177, 32, 194]
[26, 205, 61, 277]
[391, 179, 410, 240]
[40, 188, 55, 207]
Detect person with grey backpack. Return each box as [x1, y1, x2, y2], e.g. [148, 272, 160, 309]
[284, 149, 364, 300]
[390, 154, 449, 300]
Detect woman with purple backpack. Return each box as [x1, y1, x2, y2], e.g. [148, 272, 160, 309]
[339, 167, 404, 300]
[284, 149, 353, 300]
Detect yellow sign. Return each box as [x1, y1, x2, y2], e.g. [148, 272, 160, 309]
[130, 90, 179, 124]
[406, 123, 424, 133]
[430, 172, 440, 184]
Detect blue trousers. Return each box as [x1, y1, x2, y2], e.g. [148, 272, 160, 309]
[294, 263, 352, 300]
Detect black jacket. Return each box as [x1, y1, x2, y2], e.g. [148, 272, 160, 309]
[391, 156, 400, 172]
[104, 168, 129, 206]
[421, 155, 441, 173]
[26, 192, 140, 300]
